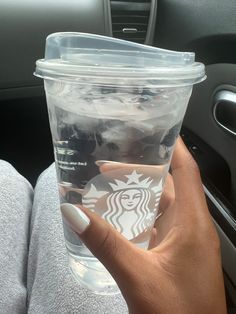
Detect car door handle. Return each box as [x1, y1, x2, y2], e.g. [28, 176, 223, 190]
[213, 90, 236, 136]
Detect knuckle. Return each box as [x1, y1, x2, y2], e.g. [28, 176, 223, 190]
[186, 153, 200, 174]
[205, 228, 222, 253]
[93, 228, 118, 260]
[211, 236, 221, 253]
[189, 227, 221, 256]
[174, 227, 205, 251]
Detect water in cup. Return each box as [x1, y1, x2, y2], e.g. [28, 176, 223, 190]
[35, 32, 206, 294]
[46, 82, 191, 293]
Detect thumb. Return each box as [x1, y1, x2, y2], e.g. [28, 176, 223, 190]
[60, 203, 139, 284]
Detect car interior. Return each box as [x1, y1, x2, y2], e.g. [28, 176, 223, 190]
[0, 0, 235, 311]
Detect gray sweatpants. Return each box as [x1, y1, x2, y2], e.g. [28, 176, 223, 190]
[0, 160, 127, 314]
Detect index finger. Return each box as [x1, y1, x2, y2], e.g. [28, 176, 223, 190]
[171, 137, 210, 218]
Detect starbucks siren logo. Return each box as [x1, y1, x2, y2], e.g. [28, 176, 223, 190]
[82, 170, 163, 240]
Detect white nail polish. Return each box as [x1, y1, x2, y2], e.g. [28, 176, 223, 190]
[95, 160, 109, 167]
[60, 203, 90, 234]
[95, 160, 120, 167]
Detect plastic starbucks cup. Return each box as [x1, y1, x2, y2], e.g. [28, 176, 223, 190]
[35, 32, 206, 295]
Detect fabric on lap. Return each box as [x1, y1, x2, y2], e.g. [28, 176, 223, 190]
[0, 160, 33, 314]
[27, 163, 127, 314]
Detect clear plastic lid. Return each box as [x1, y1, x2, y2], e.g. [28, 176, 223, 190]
[35, 32, 206, 87]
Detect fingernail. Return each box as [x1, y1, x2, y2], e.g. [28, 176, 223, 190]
[95, 160, 121, 167]
[95, 160, 109, 167]
[60, 203, 90, 234]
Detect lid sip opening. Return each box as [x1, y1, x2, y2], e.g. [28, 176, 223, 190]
[35, 32, 206, 87]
